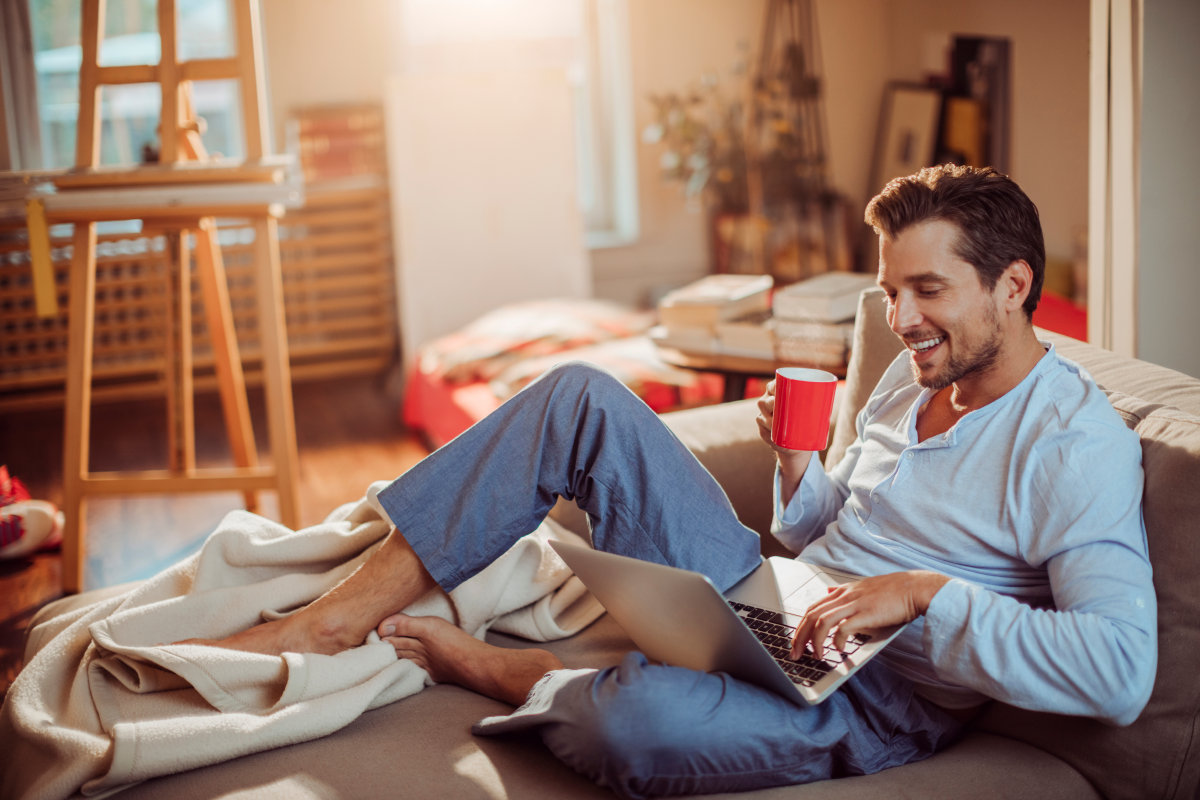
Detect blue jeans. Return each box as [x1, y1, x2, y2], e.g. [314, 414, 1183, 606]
[377, 364, 964, 798]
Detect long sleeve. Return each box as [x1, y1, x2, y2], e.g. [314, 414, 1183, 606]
[921, 426, 1156, 725]
[770, 448, 850, 555]
[791, 344, 1158, 722]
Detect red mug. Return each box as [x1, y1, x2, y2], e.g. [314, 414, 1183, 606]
[771, 367, 837, 451]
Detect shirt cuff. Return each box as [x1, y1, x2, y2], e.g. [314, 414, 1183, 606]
[922, 578, 973, 660]
[774, 451, 822, 527]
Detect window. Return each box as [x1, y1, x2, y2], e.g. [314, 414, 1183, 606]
[5, 0, 638, 247]
[12, 0, 244, 169]
[575, 0, 639, 248]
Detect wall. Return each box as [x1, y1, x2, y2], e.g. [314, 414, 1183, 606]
[383, 2, 592, 365]
[256, 0, 1090, 315]
[589, 0, 767, 306]
[592, 0, 892, 306]
[592, 0, 1091, 304]
[259, 0, 393, 150]
[1136, 0, 1200, 378]
[878, 0, 1091, 267]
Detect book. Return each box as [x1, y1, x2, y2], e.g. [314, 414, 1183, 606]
[658, 274, 773, 329]
[648, 324, 719, 354]
[774, 318, 853, 370]
[772, 272, 877, 323]
[715, 310, 776, 359]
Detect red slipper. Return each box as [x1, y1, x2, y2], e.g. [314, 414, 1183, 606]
[0, 500, 64, 559]
[0, 465, 32, 508]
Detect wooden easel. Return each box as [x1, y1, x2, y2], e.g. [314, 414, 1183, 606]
[54, 0, 300, 593]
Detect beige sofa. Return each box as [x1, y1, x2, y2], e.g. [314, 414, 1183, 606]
[24, 289, 1200, 799]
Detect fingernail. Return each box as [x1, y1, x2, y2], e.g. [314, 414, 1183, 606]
[379, 624, 395, 637]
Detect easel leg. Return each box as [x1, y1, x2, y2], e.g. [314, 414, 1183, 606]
[61, 223, 98, 594]
[253, 216, 300, 528]
[163, 230, 196, 474]
[194, 219, 259, 512]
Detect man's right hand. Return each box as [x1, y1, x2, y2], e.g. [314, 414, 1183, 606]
[756, 379, 815, 506]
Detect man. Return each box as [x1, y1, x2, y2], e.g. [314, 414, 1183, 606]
[198, 165, 1155, 798]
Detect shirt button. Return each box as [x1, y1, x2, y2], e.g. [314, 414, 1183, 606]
[905, 452, 914, 460]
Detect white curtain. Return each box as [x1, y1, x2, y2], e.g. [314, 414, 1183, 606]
[0, 0, 44, 169]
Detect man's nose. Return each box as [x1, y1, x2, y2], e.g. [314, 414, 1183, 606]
[889, 294, 922, 332]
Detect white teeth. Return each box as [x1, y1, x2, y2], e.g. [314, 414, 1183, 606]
[909, 336, 944, 352]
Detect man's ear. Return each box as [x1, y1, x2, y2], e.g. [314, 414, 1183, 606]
[1000, 260, 1034, 313]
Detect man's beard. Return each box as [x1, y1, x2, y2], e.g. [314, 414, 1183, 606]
[912, 307, 1003, 391]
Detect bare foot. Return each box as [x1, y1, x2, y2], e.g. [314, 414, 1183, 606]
[176, 607, 364, 656]
[378, 614, 563, 706]
[175, 528, 439, 656]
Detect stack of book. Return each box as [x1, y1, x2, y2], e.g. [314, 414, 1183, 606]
[652, 274, 774, 356]
[715, 308, 775, 359]
[772, 272, 878, 370]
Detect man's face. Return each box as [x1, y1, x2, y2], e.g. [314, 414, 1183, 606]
[877, 219, 1004, 392]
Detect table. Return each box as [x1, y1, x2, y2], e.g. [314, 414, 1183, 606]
[655, 346, 846, 404]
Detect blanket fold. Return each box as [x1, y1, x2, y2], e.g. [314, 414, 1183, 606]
[0, 482, 602, 800]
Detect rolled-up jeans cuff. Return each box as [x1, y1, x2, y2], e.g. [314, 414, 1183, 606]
[472, 667, 598, 736]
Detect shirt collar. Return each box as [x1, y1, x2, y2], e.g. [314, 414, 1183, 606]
[907, 341, 1057, 446]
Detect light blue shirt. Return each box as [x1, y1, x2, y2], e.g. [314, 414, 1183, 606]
[774, 343, 1156, 725]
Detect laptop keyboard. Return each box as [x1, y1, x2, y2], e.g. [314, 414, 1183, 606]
[728, 600, 872, 687]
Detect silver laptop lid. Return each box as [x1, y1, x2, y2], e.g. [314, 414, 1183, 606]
[548, 539, 905, 706]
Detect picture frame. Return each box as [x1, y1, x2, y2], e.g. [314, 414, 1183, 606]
[870, 83, 944, 192]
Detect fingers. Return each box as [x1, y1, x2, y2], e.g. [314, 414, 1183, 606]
[790, 585, 881, 658]
[829, 612, 864, 652]
[756, 381, 776, 444]
[790, 586, 848, 659]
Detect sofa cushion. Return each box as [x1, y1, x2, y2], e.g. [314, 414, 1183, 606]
[98, 613, 1099, 800]
[827, 288, 904, 467]
[977, 399, 1200, 800]
[1046, 332, 1200, 419]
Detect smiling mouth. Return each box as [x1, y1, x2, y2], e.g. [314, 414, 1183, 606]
[907, 335, 945, 354]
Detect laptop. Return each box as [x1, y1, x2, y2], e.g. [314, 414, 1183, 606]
[548, 539, 906, 706]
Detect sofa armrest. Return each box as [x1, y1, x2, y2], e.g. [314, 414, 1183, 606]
[826, 287, 904, 467]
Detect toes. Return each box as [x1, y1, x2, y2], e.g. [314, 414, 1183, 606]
[377, 612, 413, 638]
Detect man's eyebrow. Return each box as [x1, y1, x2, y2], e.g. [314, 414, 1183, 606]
[903, 271, 950, 284]
[877, 271, 950, 289]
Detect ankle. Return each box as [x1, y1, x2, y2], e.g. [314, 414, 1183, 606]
[311, 615, 366, 653]
[491, 648, 563, 706]
[277, 608, 364, 655]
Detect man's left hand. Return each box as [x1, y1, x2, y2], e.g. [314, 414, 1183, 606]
[790, 570, 951, 659]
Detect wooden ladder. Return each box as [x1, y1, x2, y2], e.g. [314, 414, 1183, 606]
[55, 0, 300, 592]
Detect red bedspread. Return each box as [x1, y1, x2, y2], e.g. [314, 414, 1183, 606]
[401, 299, 723, 448]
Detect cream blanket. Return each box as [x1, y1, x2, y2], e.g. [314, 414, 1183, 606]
[0, 482, 603, 800]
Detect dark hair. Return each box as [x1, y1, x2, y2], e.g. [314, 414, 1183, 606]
[864, 164, 1045, 320]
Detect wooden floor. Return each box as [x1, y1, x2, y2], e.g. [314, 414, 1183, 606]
[0, 371, 430, 701]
